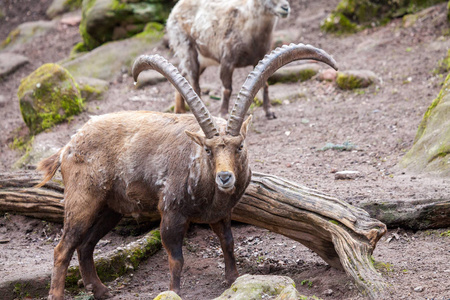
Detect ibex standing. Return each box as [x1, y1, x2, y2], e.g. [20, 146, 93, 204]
[166, 0, 291, 118]
[37, 44, 337, 299]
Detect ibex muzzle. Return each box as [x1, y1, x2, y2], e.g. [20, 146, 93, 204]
[37, 43, 337, 299]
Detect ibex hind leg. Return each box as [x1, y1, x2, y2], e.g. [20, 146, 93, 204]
[48, 195, 105, 300]
[262, 82, 276, 119]
[219, 63, 234, 118]
[77, 207, 122, 299]
[174, 41, 202, 114]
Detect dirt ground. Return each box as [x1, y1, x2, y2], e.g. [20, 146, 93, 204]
[0, 0, 449, 299]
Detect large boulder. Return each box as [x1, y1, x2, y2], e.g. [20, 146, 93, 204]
[79, 0, 173, 50]
[0, 53, 29, 78]
[62, 22, 164, 81]
[46, 0, 83, 19]
[401, 73, 450, 176]
[0, 21, 56, 52]
[321, 0, 447, 34]
[18, 64, 83, 135]
[214, 274, 302, 300]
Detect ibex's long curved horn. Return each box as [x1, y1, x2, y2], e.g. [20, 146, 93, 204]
[226, 43, 338, 136]
[132, 55, 219, 139]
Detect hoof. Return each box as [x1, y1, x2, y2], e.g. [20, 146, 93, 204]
[94, 287, 112, 299]
[219, 111, 229, 119]
[265, 111, 277, 119]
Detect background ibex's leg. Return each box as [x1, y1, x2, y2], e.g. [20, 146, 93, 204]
[210, 216, 239, 285]
[219, 63, 234, 118]
[160, 212, 189, 294]
[175, 43, 201, 114]
[262, 82, 276, 119]
[77, 207, 122, 299]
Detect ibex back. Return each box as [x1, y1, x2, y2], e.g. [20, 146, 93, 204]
[37, 44, 337, 299]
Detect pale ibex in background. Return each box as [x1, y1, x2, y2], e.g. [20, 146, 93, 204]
[166, 0, 291, 119]
[37, 44, 337, 300]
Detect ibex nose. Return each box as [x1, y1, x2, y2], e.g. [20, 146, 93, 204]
[218, 171, 232, 185]
[281, 4, 289, 11]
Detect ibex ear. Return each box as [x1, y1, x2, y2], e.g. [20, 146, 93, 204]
[185, 130, 206, 146]
[240, 115, 252, 138]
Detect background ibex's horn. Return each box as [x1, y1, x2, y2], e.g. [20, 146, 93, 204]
[226, 43, 338, 136]
[132, 55, 219, 138]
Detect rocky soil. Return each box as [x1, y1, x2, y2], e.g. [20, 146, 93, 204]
[0, 0, 449, 299]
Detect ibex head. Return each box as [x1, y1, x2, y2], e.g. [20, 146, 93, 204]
[267, 0, 290, 18]
[132, 43, 337, 192]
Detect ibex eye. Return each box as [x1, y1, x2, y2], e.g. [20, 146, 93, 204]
[238, 144, 244, 151]
[205, 147, 212, 155]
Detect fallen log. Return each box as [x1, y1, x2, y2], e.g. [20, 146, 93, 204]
[0, 170, 389, 299]
[360, 198, 450, 230]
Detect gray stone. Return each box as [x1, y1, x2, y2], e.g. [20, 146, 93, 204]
[46, 0, 81, 18]
[268, 63, 321, 85]
[335, 171, 362, 180]
[323, 288, 334, 296]
[413, 286, 424, 292]
[1, 21, 56, 52]
[0, 52, 29, 77]
[62, 24, 164, 81]
[134, 70, 167, 89]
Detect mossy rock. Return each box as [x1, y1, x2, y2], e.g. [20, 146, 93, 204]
[321, 0, 447, 34]
[46, 0, 83, 18]
[336, 70, 377, 90]
[214, 274, 303, 300]
[75, 76, 109, 101]
[62, 22, 164, 81]
[268, 64, 321, 85]
[401, 73, 450, 176]
[80, 0, 173, 50]
[18, 63, 83, 135]
[153, 291, 182, 300]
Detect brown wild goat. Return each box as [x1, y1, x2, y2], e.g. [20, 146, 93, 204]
[37, 43, 337, 299]
[166, 0, 290, 118]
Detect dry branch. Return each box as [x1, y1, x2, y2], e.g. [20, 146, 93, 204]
[0, 170, 390, 299]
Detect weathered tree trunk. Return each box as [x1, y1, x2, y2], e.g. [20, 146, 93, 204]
[0, 170, 391, 299]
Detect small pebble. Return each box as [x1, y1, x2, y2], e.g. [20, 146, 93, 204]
[413, 286, 424, 292]
[323, 289, 334, 296]
[335, 170, 361, 180]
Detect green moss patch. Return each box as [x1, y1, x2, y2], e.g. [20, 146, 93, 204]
[18, 63, 83, 134]
[66, 230, 161, 290]
[321, 0, 447, 34]
[401, 73, 450, 176]
[336, 70, 377, 90]
[80, 0, 173, 50]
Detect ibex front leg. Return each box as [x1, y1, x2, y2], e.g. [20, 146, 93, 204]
[210, 215, 239, 285]
[160, 212, 189, 294]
